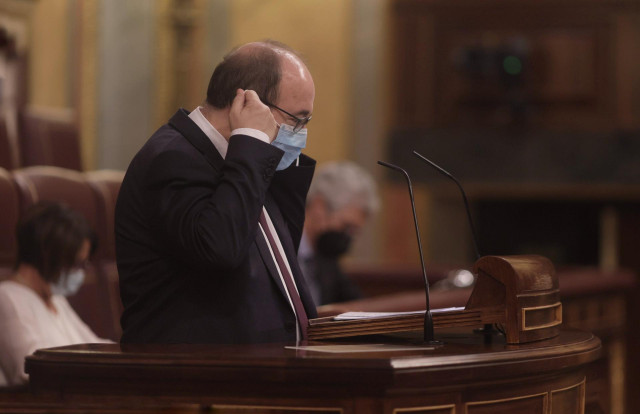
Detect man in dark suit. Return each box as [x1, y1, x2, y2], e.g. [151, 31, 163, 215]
[115, 41, 317, 344]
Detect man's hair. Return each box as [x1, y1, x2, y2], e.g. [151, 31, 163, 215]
[206, 40, 301, 109]
[307, 161, 380, 215]
[15, 202, 94, 283]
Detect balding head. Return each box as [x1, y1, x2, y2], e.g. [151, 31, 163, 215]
[206, 40, 309, 109]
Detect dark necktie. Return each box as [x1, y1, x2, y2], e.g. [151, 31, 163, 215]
[258, 210, 309, 339]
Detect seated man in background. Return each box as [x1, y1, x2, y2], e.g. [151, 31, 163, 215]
[298, 161, 379, 305]
[0, 202, 110, 387]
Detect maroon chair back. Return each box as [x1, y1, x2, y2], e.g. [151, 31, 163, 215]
[0, 117, 21, 170]
[85, 169, 126, 339]
[19, 107, 82, 171]
[85, 170, 125, 262]
[0, 167, 19, 279]
[11, 166, 98, 228]
[11, 166, 118, 340]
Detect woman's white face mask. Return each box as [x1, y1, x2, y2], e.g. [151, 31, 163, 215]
[50, 269, 85, 297]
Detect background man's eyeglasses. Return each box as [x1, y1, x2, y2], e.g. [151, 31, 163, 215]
[266, 103, 312, 133]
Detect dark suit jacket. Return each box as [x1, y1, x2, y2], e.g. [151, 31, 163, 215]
[115, 109, 317, 344]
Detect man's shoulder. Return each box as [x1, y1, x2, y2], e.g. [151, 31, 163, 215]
[135, 110, 196, 153]
[143, 122, 191, 153]
[130, 121, 200, 167]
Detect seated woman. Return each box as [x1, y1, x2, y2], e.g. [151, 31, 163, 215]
[0, 202, 111, 386]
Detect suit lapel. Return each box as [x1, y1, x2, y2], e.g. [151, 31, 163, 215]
[263, 194, 317, 317]
[255, 222, 289, 301]
[168, 109, 224, 171]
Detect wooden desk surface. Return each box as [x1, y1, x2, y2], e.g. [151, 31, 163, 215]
[21, 329, 601, 413]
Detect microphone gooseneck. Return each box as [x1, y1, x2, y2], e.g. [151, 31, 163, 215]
[412, 150, 481, 261]
[377, 160, 437, 344]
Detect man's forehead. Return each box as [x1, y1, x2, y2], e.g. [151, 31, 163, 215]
[278, 61, 315, 116]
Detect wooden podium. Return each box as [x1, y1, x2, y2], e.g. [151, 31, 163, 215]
[19, 330, 600, 413]
[309, 255, 562, 344]
[8, 255, 602, 413]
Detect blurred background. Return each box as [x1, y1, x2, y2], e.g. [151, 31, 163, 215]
[1, 0, 640, 412]
[3, 0, 640, 269]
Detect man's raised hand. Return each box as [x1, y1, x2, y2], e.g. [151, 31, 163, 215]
[229, 89, 278, 142]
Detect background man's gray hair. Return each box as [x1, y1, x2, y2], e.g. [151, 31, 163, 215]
[307, 161, 379, 214]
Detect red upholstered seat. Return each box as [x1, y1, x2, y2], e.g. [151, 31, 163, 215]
[0, 167, 19, 279]
[0, 117, 21, 170]
[85, 169, 126, 339]
[12, 166, 98, 228]
[85, 170, 125, 262]
[10, 166, 119, 340]
[19, 107, 82, 171]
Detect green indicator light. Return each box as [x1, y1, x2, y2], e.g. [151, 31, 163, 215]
[503, 55, 522, 75]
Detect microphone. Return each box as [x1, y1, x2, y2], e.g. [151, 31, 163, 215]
[412, 150, 481, 260]
[377, 160, 441, 345]
[412, 151, 497, 342]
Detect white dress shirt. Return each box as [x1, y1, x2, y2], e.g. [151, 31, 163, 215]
[0, 281, 111, 386]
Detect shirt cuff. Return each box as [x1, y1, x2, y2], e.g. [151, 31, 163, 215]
[231, 128, 270, 144]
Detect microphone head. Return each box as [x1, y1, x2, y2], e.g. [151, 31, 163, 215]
[412, 150, 454, 180]
[378, 160, 411, 180]
[412, 149, 482, 260]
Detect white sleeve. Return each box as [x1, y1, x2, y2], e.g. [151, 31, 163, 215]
[56, 298, 114, 344]
[231, 128, 270, 143]
[0, 291, 43, 385]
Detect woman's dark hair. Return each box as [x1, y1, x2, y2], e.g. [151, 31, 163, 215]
[15, 202, 95, 283]
[206, 40, 300, 109]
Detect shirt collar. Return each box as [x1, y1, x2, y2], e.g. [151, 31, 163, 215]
[188, 106, 228, 158]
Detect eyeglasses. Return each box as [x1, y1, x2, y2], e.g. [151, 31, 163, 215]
[266, 103, 312, 133]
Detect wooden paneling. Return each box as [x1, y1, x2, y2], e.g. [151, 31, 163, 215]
[394, 405, 455, 414]
[465, 394, 546, 414]
[207, 407, 342, 414]
[550, 381, 585, 414]
[391, 0, 640, 131]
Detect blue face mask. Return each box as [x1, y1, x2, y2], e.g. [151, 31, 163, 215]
[271, 123, 307, 171]
[50, 269, 85, 297]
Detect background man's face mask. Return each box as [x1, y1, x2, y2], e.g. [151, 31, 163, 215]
[315, 230, 352, 259]
[271, 124, 307, 170]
